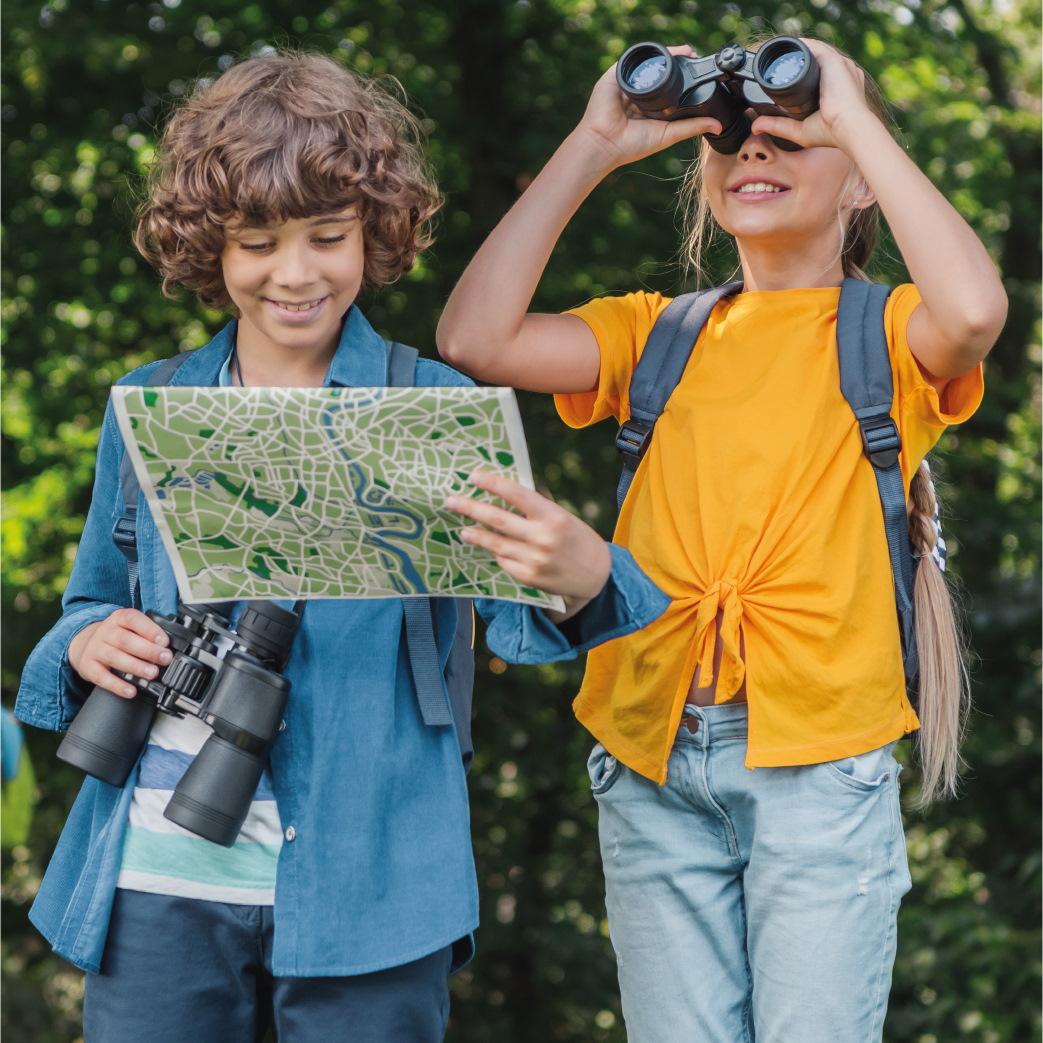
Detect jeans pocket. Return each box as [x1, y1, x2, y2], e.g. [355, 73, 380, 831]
[821, 741, 898, 793]
[586, 742, 623, 796]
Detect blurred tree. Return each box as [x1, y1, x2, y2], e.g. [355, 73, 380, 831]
[2, 1, 1039, 1041]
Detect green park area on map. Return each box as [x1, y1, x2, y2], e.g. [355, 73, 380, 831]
[111, 385, 563, 611]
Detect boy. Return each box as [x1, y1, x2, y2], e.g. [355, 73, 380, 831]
[15, 51, 667, 1041]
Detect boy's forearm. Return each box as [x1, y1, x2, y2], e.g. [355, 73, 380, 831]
[437, 130, 610, 370]
[839, 114, 1007, 365]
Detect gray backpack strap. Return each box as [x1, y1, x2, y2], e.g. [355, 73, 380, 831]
[835, 278, 918, 689]
[387, 340, 419, 387]
[616, 281, 743, 511]
[114, 352, 194, 607]
[445, 603, 475, 768]
[387, 341, 459, 731]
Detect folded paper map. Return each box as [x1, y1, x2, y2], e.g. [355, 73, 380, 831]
[111, 385, 564, 612]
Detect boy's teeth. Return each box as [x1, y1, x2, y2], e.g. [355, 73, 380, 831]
[737, 182, 783, 193]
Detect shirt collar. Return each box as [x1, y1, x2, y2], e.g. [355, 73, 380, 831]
[170, 305, 391, 389]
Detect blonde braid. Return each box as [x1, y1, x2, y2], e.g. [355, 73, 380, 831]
[908, 462, 971, 804]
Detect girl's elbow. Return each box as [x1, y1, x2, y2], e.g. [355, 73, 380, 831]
[964, 291, 1008, 359]
[435, 320, 474, 370]
[436, 324, 504, 380]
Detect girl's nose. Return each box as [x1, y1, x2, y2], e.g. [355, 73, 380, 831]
[737, 110, 774, 161]
[739, 140, 772, 162]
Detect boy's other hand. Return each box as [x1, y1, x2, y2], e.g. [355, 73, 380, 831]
[67, 608, 173, 699]
[574, 44, 723, 173]
[445, 471, 612, 621]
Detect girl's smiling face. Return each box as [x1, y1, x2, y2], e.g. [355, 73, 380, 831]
[221, 207, 365, 355]
[702, 120, 862, 253]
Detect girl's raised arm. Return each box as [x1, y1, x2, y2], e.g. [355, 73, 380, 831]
[749, 39, 1007, 381]
[436, 46, 722, 393]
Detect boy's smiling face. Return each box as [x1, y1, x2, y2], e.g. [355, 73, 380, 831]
[221, 206, 365, 360]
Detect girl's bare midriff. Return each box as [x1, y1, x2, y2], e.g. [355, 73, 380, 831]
[686, 609, 748, 707]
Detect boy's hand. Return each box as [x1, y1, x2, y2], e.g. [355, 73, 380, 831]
[67, 608, 172, 699]
[445, 472, 612, 621]
[574, 44, 723, 173]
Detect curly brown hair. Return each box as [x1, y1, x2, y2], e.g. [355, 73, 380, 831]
[133, 50, 442, 309]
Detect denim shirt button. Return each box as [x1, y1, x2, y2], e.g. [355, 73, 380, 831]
[284, 826, 296, 842]
[278, 719, 286, 732]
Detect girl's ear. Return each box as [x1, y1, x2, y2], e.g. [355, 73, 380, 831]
[846, 177, 876, 211]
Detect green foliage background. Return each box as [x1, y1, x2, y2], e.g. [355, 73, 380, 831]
[2, 1, 1039, 1040]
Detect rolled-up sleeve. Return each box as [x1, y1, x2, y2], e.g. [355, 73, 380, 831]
[478, 543, 670, 664]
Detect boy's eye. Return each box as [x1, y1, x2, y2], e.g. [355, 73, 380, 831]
[237, 235, 347, 252]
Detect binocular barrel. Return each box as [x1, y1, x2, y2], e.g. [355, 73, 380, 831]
[164, 652, 290, 846]
[617, 44, 684, 112]
[752, 38, 820, 117]
[56, 684, 158, 787]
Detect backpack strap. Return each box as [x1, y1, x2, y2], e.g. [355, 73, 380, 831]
[387, 340, 419, 388]
[616, 281, 743, 511]
[387, 341, 456, 729]
[835, 278, 918, 688]
[114, 352, 194, 607]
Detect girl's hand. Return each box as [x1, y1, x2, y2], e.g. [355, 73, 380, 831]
[749, 39, 879, 152]
[575, 44, 723, 173]
[445, 471, 612, 620]
[67, 608, 172, 699]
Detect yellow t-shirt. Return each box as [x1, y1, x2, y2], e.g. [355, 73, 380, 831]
[556, 284, 984, 782]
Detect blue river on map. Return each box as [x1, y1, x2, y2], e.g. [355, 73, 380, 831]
[321, 394, 429, 595]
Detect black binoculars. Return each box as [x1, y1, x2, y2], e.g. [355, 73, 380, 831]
[617, 37, 819, 154]
[57, 600, 300, 847]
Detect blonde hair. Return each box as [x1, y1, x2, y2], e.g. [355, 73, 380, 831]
[908, 462, 972, 803]
[134, 50, 442, 309]
[678, 37, 970, 803]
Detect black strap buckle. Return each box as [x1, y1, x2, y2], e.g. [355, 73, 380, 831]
[112, 508, 138, 563]
[859, 415, 901, 468]
[615, 419, 654, 464]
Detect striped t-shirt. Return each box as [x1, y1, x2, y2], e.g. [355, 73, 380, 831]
[116, 352, 284, 904]
[116, 708, 282, 904]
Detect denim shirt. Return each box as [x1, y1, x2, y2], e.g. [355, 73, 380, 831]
[15, 306, 670, 977]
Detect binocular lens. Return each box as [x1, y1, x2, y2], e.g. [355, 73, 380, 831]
[761, 50, 806, 87]
[626, 54, 669, 91]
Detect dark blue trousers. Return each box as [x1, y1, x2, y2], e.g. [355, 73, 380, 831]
[82, 889, 453, 1042]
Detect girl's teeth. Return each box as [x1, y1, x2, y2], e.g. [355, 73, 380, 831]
[737, 183, 783, 193]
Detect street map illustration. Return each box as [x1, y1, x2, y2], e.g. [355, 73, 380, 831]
[111, 385, 564, 611]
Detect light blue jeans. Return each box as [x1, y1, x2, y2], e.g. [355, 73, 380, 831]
[588, 702, 911, 1043]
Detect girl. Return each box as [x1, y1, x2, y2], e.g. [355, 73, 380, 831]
[14, 51, 668, 1042]
[438, 36, 1004, 1043]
